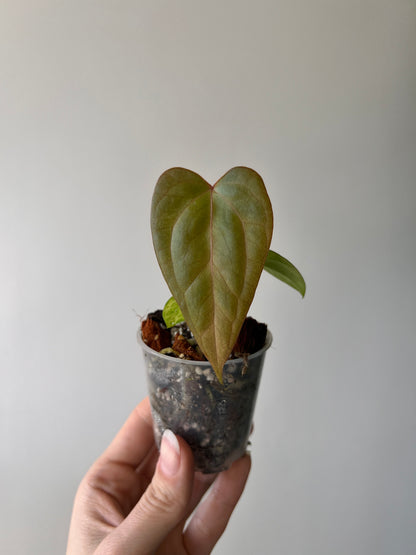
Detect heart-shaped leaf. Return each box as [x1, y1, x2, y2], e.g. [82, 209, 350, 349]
[151, 167, 273, 382]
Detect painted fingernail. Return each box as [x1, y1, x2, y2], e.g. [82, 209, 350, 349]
[159, 429, 180, 476]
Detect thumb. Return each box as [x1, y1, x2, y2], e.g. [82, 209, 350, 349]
[97, 429, 194, 554]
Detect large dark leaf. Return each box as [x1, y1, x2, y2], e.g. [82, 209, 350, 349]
[151, 167, 273, 381]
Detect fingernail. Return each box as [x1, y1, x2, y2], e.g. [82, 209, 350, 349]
[159, 429, 180, 476]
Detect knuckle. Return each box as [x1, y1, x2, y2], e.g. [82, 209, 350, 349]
[143, 481, 187, 515]
[189, 512, 212, 541]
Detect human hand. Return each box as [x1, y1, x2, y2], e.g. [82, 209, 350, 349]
[67, 397, 251, 554]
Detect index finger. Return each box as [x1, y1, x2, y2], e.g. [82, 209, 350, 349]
[184, 454, 251, 555]
[101, 397, 156, 468]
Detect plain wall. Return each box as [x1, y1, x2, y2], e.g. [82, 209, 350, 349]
[1, 1, 415, 553]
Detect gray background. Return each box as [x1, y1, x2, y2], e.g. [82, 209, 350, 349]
[1, 1, 415, 554]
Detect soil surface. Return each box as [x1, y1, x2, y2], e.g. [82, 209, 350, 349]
[141, 310, 267, 361]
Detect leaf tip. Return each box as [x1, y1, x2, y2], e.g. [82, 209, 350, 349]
[213, 363, 224, 384]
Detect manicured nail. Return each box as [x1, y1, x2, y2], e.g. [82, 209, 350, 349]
[159, 429, 180, 476]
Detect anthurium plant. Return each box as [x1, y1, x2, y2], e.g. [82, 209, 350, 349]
[151, 166, 305, 382]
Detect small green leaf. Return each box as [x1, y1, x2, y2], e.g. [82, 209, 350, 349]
[264, 249, 306, 297]
[162, 296, 185, 328]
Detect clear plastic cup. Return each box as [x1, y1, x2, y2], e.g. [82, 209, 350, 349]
[138, 330, 272, 473]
